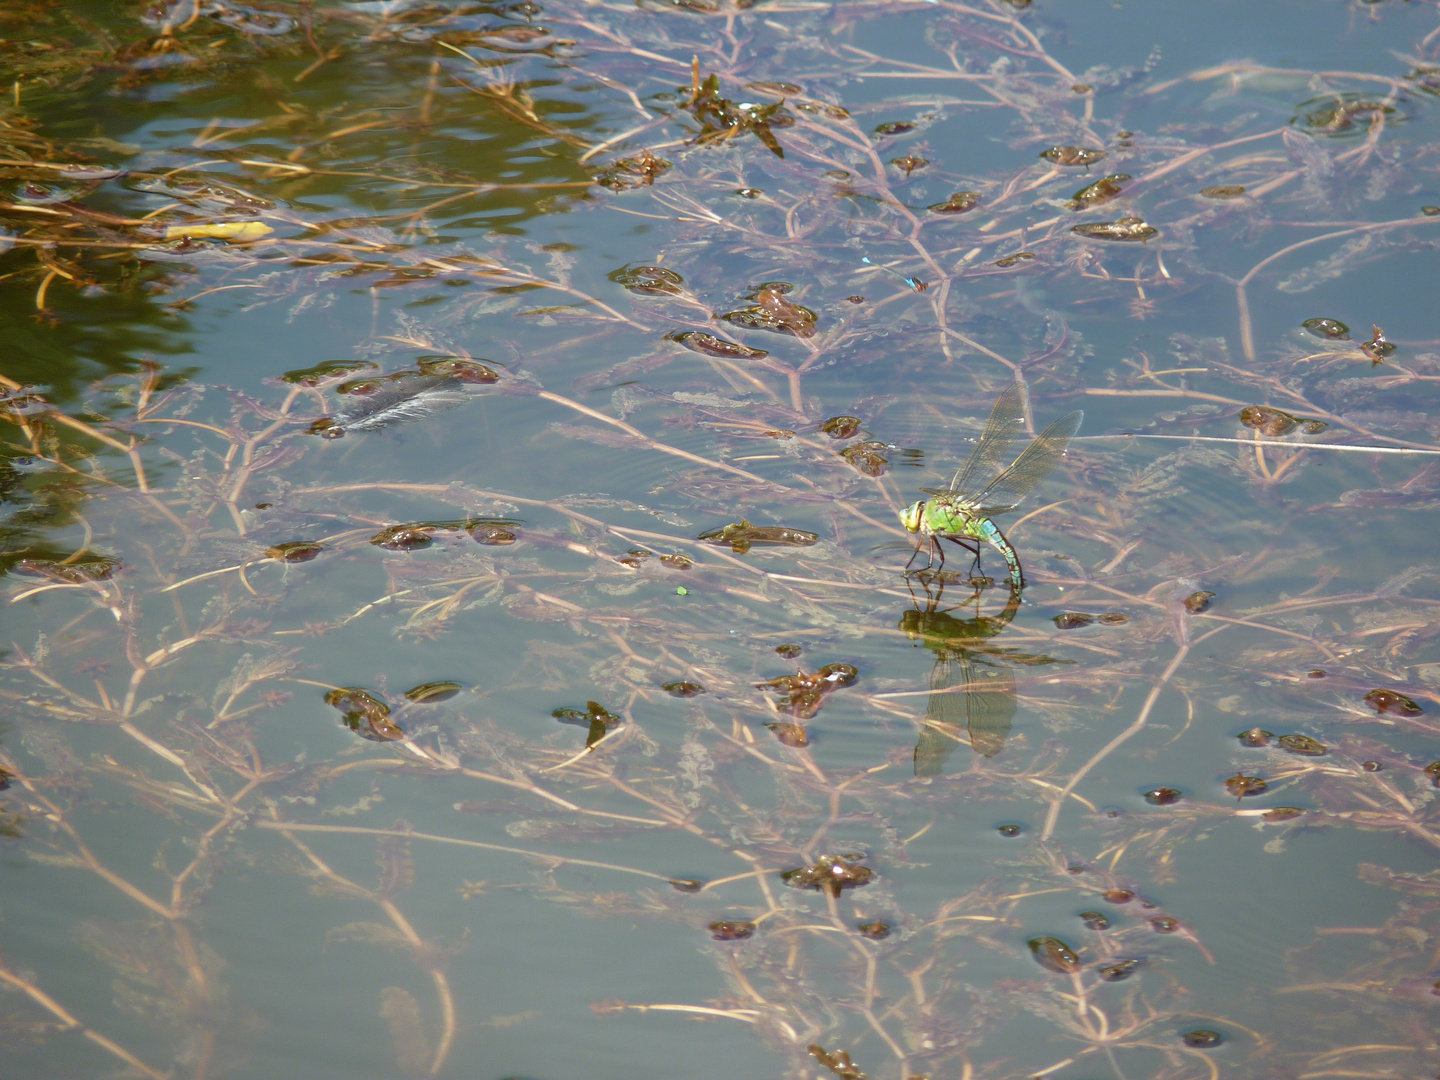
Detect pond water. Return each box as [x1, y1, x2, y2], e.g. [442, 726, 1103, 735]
[3, 2, 1440, 1078]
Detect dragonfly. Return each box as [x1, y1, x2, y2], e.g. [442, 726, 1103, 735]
[900, 383, 1082, 588]
[860, 255, 928, 292]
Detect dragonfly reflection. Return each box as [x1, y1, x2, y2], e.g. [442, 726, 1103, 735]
[901, 576, 1067, 776]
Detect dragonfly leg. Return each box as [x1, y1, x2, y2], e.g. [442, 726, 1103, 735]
[940, 535, 980, 578]
[903, 538, 929, 575]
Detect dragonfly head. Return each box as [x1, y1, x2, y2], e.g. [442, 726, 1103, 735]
[899, 501, 925, 533]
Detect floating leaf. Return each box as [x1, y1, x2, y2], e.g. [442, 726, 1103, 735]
[164, 221, 274, 242]
[266, 541, 324, 563]
[1067, 174, 1130, 209]
[609, 263, 684, 295]
[17, 556, 121, 582]
[1278, 734, 1326, 756]
[995, 252, 1035, 267]
[1225, 773, 1267, 799]
[809, 1044, 870, 1080]
[1239, 405, 1302, 435]
[1361, 324, 1396, 364]
[1099, 959, 1140, 981]
[1264, 807, 1306, 821]
[1200, 184, 1246, 199]
[1040, 146, 1105, 166]
[928, 191, 980, 214]
[371, 524, 439, 550]
[820, 416, 862, 439]
[281, 360, 379, 385]
[1364, 689, 1422, 716]
[404, 681, 462, 703]
[698, 519, 818, 553]
[662, 680, 705, 697]
[1072, 216, 1157, 241]
[1183, 590, 1215, 613]
[1028, 936, 1080, 974]
[782, 855, 874, 896]
[767, 722, 809, 747]
[856, 920, 890, 940]
[1079, 911, 1110, 930]
[667, 331, 768, 359]
[1295, 93, 1396, 134]
[595, 149, 671, 190]
[1182, 1029, 1223, 1048]
[679, 69, 791, 157]
[417, 356, 499, 383]
[891, 154, 928, 175]
[469, 523, 517, 545]
[1301, 317, 1350, 340]
[325, 687, 404, 741]
[840, 442, 888, 477]
[708, 920, 754, 940]
[1238, 728, 1274, 747]
[1144, 787, 1181, 806]
[719, 282, 817, 338]
[553, 701, 620, 748]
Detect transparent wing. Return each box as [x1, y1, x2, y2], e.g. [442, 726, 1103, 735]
[914, 655, 1019, 774]
[943, 382, 1028, 497]
[973, 409, 1083, 514]
[914, 656, 963, 778]
[962, 658, 1016, 759]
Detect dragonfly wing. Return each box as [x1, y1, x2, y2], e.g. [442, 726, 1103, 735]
[915, 655, 1019, 774]
[915, 656, 964, 778]
[973, 409, 1082, 511]
[962, 658, 1016, 759]
[944, 382, 1028, 496]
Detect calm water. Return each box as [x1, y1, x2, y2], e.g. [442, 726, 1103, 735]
[3, 2, 1440, 1078]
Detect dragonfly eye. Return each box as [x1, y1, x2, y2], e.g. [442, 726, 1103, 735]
[899, 502, 924, 532]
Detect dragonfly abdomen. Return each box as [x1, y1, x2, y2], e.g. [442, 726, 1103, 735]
[923, 503, 1025, 587]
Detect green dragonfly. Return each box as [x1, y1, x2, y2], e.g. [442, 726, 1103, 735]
[900, 383, 1082, 588]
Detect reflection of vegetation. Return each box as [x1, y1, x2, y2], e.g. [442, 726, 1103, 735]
[5, 2, 1440, 1079]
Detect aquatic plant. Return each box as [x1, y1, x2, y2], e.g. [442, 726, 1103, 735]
[4, 2, 1440, 1079]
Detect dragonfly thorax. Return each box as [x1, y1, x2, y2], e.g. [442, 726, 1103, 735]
[901, 498, 988, 540]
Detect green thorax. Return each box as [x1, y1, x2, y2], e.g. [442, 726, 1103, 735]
[903, 498, 992, 541]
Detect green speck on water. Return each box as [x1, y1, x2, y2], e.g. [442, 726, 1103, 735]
[676, 586, 689, 595]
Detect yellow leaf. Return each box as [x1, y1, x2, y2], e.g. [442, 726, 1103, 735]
[164, 221, 274, 242]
